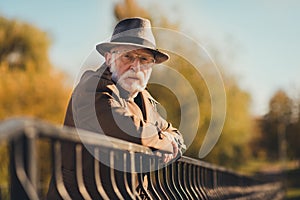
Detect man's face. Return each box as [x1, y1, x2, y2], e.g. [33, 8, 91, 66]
[105, 45, 155, 96]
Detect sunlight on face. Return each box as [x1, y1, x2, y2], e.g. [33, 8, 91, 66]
[108, 46, 154, 97]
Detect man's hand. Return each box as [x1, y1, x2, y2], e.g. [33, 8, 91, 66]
[161, 131, 179, 163]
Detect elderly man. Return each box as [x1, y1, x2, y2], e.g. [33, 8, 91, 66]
[47, 17, 185, 199]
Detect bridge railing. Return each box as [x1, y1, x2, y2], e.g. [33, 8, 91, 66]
[0, 118, 285, 199]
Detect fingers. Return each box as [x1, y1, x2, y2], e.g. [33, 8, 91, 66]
[162, 139, 179, 163]
[163, 153, 173, 163]
[171, 139, 178, 158]
[159, 131, 180, 163]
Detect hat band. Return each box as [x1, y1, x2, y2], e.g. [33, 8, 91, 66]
[111, 37, 156, 49]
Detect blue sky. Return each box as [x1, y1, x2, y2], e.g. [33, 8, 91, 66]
[1, 0, 300, 116]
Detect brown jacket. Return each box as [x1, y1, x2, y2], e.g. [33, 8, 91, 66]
[65, 65, 184, 151]
[47, 65, 185, 199]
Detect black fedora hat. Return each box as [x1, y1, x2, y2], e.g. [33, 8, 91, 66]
[96, 17, 169, 64]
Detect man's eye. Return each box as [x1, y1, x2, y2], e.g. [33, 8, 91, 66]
[123, 53, 131, 58]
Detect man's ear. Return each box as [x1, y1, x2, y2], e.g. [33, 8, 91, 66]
[104, 52, 112, 66]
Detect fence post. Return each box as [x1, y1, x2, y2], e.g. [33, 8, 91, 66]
[10, 133, 38, 200]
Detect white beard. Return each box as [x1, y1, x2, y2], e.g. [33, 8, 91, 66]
[110, 64, 152, 98]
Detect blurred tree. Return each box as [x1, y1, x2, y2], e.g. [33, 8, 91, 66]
[0, 15, 71, 196]
[0, 16, 70, 123]
[256, 90, 293, 160]
[114, 0, 255, 168]
[0, 16, 51, 72]
[205, 81, 253, 167]
[286, 119, 300, 160]
[268, 90, 293, 122]
[252, 90, 300, 164]
[284, 98, 300, 160]
[114, 0, 150, 20]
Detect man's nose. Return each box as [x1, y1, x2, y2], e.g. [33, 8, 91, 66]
[130, 58, 141, 72]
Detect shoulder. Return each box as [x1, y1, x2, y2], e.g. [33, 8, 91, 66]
[75, 65, 115, 94]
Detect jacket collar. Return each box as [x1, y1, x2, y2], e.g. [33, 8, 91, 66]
[97, 63, 159, 103]
[97, 64, 134, 100]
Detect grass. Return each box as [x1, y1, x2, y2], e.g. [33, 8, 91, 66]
[286, 168, 300, 199]
[238, 159, 300, 199]
[286, 188, 300, 200]
[237, 159, 283, 176]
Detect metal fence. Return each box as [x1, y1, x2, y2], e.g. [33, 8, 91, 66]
[0, 118, 285, 200]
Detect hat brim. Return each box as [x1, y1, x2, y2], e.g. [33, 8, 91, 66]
[96, 42, 169, 64]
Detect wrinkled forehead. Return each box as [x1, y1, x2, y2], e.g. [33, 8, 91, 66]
[111, 45, 153, 56]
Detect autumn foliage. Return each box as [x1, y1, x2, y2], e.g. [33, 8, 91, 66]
[0, 16, 71, 123]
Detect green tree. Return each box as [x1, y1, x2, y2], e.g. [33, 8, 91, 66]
[205, 81, 253, 167]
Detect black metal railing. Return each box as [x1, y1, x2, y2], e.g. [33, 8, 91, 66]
[0, 118, 285, 199]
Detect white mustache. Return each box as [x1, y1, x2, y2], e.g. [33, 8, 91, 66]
[110, 63, 152, 96]
[122, 70, 144, 82]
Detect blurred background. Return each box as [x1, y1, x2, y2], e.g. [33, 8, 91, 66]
[0, 0, 300, 199]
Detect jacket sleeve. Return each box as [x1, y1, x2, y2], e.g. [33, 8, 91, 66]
[160, 122, 186, 157]
[147, 93, 186, 155]
[95, 91, 178, 153]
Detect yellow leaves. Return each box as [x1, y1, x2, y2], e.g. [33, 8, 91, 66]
[0, 142, 8, 186]
[0, 16, 50, 72]
[0, 14, 71, 194]
[114, 0, 151, 21]
[0, 16, 70, 124]
[269, 90, 293, 121]
[0, 63, 71, 124]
